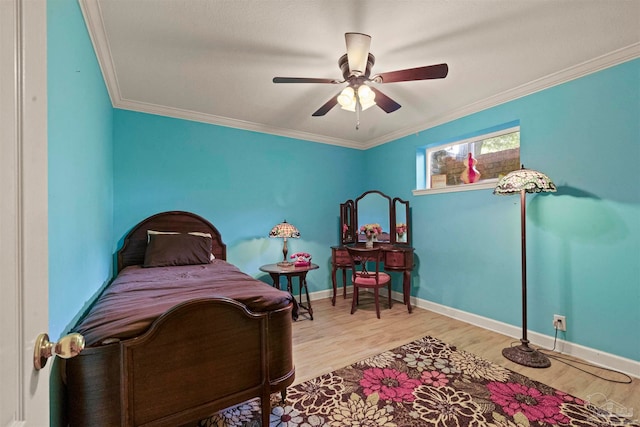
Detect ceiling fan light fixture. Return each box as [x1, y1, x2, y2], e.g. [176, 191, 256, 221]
[359, 98, 376, 111]
[341, 103, 357, 112]
[357, 84, 376, 110]
[340, 91, 357, 112]
[338, 86, 356, 108]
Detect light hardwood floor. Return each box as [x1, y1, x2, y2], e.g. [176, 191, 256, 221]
[291, 295, 640, 419]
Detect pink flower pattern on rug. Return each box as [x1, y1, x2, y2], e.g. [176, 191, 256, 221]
[420, 370, 449, 387]
[360, 367, 422, 403]
[198, 336, 639, 427]
[487, 381, 569, 424]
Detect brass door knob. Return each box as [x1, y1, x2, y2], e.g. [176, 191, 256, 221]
[33, 332, 85, 370]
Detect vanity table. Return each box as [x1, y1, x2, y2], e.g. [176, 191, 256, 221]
[331, 244, 414, 312]
[332, 190, 414, 313]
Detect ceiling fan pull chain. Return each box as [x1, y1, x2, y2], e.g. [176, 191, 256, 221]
[355, 97, 361, 130]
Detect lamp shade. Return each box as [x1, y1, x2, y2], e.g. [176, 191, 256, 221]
[269, 220, 300, 239]
[494, 166, 557, 195]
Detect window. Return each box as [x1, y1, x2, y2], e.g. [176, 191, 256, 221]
[416, 124, 520, 195]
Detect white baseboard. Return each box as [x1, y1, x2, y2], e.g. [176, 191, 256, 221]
[308, 288, 639, 378]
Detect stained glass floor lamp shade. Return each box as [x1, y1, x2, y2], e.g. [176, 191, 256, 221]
[494, 166, 557, 368]
[269, 220, 300, 267]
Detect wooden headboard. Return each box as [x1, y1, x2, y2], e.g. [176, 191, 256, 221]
[117, 211, 227, 272]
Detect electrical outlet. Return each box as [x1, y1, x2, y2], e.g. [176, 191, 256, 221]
[553, 314, 567, 331]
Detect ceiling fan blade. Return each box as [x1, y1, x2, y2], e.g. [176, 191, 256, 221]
[375, 63, 449, 83]
[312, 93, 340, 116]
[345, 32, 371, 76]
[370, 87, 401, 113]
[273, 77, 339, 84]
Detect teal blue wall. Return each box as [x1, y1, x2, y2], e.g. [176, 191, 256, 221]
[48, 0, 114, 341]
[368, 59, 640, 361]
[48, 0, 114, 424]
[113, 111, 362, 289]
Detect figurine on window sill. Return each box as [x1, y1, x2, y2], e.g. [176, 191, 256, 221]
[290, 252, 312, 267]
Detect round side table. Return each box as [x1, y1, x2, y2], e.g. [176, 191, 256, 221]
[259, 263, 319, 320]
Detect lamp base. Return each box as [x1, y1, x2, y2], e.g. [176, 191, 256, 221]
[277, 261, 294, 267]
[502, 344, 551, 368]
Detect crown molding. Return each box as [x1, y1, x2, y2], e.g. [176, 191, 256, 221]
[78, 0, 118, 106]
[364, 43, 640, 149]
[114, 98, 364, 149]
[79, 0, 639, 151]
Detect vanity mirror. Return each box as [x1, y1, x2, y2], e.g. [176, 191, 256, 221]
[339, 200, 356, 244]
[393, 197, 410, 246]
[355, 190, 392, 243]
[339, 190, 411, 246]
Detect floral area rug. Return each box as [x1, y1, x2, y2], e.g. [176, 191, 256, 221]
[198, 335, 638, 427]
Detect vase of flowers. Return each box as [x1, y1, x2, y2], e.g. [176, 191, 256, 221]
[360, 223, 382, 248]
[396, 223, 407, 242]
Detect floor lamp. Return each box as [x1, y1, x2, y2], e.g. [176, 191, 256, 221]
[494, 165, 556, 368]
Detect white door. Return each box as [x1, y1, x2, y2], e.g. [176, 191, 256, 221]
[0, 0, 49, 426]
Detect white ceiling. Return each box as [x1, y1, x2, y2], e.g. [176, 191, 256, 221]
[79, 0, 640, 149]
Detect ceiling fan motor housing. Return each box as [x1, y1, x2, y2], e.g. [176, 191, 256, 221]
[339, 53, 375, 80]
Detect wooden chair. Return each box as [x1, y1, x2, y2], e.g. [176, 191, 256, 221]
[346, 246, 392, 318]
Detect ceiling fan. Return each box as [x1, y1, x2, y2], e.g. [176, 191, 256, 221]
[273, 32, 449, 120]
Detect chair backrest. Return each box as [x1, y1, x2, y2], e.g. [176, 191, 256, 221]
[346, 246, 383, 284]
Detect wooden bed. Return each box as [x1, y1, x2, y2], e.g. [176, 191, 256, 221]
[63, 211, 295, 427]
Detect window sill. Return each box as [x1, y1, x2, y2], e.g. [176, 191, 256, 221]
[413, 180, 498, 196]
